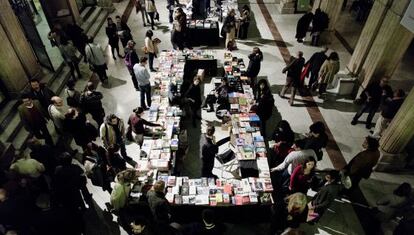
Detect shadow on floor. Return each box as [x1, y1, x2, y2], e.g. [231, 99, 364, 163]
[85, 200, 121, 235]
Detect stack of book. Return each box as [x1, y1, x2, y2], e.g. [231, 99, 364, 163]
[157, 174, 274, 206]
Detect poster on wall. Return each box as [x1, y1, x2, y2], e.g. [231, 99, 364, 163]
[400, 0, 414, 34]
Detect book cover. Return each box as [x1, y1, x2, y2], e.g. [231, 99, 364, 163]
[195, 195, 209, 205]
[181, 185, 189, 196]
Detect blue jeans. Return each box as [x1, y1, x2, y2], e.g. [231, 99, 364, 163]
[139, 84, 151, 108]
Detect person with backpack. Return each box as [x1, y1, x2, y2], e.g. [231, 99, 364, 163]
[80, 82, 106, 126]
[124, 40, 140, 91]
[127, 107, 162, 147]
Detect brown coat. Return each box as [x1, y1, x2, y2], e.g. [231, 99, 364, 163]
[347, 149, 380, 179]
[18, 100, 48, 132]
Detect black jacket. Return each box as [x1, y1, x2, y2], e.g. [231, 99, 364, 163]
[306, 51, 327, 73]
[247, 52, 263, 78]
[283, 57, 305, 83]
[30, 84, 56, 111]
[257, 90, 274, 121]
[80, 91, 104, 113]
[381, 97, 404, 119]
[185, 84, 202, 107]
[147, 190, 170, 224]
[128, 114, 160, 135]
[106, 23, 119, 47]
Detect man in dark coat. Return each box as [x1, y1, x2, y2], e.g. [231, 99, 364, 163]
[124, 40, 140, 91]
[280, 51, 305, 106]
[295, 12, 313, 42]
[351, 77, 393, 129]
[311, 9, 329, 46]
[80, 82, 106, 126]
[115, 15, 133, 48]
[200, 126, 230, 177]
[18, 93, 54, 145]
[246, 47, 263, 97]
[373, 89, 405, 137]
[305, 47, 328, 90]
[29, 78, 56, 115]
[185, 76, 202, 127]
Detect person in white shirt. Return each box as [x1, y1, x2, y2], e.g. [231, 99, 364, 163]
[48, 96, 67, 134]
[144, 30, 158, 72]
[10, 153, 45, 178]
[85, 36, 108, 83]
[271, 139, 317, 175]
[133, 57, 152, 109]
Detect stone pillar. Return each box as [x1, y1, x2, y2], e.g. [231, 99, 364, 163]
[0, 0, 41, 96]
[98, 0, 115, 12]
[358, 0, 413, 89]
[312, 0, 344, 45]
[277, 0, 296, 14]
[375, 88, 414, 172]
[347, 0, 391, 75]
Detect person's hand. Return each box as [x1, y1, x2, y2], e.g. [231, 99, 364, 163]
[270, 167, 277, 172]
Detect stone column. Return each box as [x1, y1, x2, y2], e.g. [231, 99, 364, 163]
[347, 0, 390, 75]
[277, 0, 296, 14]
[98, 0, 115, 12]
[357, 0, 413, 89]
[375, 88, 414, 172]
[312, 0, 344, 45]
[0, 0, 41, 96]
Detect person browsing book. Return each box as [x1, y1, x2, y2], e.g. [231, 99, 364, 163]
[128, 107, 162, 146]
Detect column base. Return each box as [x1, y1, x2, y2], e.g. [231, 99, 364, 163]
[374, 148, 407, 172]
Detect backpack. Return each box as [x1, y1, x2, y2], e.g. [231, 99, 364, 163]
[66, 89, 81, 107]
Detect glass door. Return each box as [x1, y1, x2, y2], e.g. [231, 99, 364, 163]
[9, 0, 54, 71]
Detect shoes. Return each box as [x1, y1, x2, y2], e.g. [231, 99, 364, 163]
[118, 54, 124, 58]
[351, 120, 357, 125]
[297, 39, 304, 43]
[142, 106, 149, 110]
[150, 69, 157, 72]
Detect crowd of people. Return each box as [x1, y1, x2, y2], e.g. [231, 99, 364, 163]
[1, 1, 412, 235]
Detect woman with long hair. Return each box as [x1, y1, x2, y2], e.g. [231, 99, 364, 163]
[290, 157, 317, 194]
[317, 51, 340, 98]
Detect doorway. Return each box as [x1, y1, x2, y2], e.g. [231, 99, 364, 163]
[76, 0, 97, 12]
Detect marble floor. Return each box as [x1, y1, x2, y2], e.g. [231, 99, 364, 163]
[47, 0, 414, 234]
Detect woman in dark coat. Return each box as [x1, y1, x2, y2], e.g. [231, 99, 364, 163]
[106, 17, 122, 60]
[295, 12, 313, 42]
[246, 47, 263, 97]
[185, 76, 202, 127]
[304, 121, 328, 161]
[64, 108, 97, 150]
[256, 79, 274, 139]
[280, 51, 305, 106]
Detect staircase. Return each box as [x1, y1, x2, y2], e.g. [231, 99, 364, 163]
[0, 6, 109, 152]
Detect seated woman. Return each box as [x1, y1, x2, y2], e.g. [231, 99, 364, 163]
[128, 107, 163, 146]
[202, 77, 229, 112]
[290, 157, 317, 194]
[271, 120, 295, 166]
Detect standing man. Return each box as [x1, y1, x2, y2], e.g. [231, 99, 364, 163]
[280, 51, 305, 106]
[48, 96, 66, 135]
[18, 93, 53, 145]
[29, 79, 56, 115]
[305, 47, 328, 90]
[80, 82, 106, 126]
[133, 57, 152, 109]
[351, 78, 393, 129]
[85, 36, 108, 84]
[124, 40, 140, 91]
[200, 125, 230, 177]
[167, 0, 180, 23]
[135, 0, 151, 27]
[100, 114, 132, 163]
[372, 89, 405, 137]
[115, 15, 133, 48]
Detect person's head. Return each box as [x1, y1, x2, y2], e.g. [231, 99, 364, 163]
[394, 182, 412, 197]
[106, 114, 119, 125]
[130, 217, 147, 234]
[51, 96, 64, 108]
[394, 89, 405, 98]
[309, 121, 325, 135]
[58, 152, 72, 166]
[140, 57, 148, 65]
[0, 188, 7, 202]
[133, 107, 144, 116]
[153, 180, 166, 193]
[35, 193, 51, 210]
[252, 47, 263, 59]
[115, 15, 121, 23]
[87, 35, 94, 44]
[206, 125, 215, 137]
[286, 192, 307, 215]
[363, 136, 379, 150]
[258, 79, 269, 92]
[146, 30, 153, 38]
[277, 120, 292, 132]
[21, 92, 33, 107]
[127, 40, 136, 48]
[292, 139, 306, 150]
[107, 17, 113, 25]
[64, 108, 77, 119]
[328, 52, 339, 61]
[297, 51, 304, 58]
[202, 209, 215, 225]
[315, 8, 321, 14]
[325, 170, 340, 183]
[380, 77, 389, 87]
[29, 79, 40, 91]
[87, 82, 95, 91]
[193, 76, 201, 85]
[221, 77, 228, 86]
[229, 9, 236, 16]
[302, 157, 316, 171]
[66, 79, 76, 90]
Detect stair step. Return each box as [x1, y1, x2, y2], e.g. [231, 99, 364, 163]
[0, 114, 21, 143]
[80, 6, 93, 20]
[0, 100, 18, 132]
[89, 9, 110, 38]
[82, 7, 103, 34]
